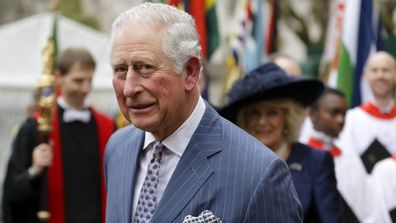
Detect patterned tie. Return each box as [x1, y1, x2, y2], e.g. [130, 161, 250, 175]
[134, 141, 164, 223]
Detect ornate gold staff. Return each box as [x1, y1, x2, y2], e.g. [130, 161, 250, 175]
[35, 1, 60, 221]
[35, 24, 57, 223]
[36, 37, 57, 135]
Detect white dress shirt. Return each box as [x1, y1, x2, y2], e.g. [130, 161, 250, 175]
[131, 97, 206, 220]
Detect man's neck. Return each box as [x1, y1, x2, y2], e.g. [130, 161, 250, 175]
[372, 95, 394, 109]
[58, 96, 86, 110]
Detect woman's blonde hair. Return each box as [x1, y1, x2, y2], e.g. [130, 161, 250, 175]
[236, 98, 306, 143]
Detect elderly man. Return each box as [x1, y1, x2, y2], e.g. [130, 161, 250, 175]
[338, 51, 396, 222]
[105, 3, 302, 223]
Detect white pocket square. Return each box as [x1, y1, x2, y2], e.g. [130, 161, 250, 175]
[183, 210, 223, 223]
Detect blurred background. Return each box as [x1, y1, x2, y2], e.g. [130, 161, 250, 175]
[0, 0, 395, 211]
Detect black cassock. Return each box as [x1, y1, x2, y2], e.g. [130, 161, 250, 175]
[3, 105, 102, 223]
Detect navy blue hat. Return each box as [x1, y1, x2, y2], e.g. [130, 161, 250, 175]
[220, 62, 324, 123]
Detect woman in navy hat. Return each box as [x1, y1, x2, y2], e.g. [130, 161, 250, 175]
[220, 63, 342, 223]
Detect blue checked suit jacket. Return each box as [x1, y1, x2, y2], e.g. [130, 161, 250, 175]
[105, 103, 303, 223]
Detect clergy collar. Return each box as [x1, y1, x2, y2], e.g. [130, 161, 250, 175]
[57, 97, 91, 123]
[143, 96, 206, 157]
[360, 101, 396, 119]
[368, 98, 395, 114]
[310, 129, 335, 150]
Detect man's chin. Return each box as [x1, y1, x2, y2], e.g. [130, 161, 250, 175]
[130, 119, 156, 132]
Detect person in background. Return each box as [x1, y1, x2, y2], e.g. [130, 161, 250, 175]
[307, 87, 365, 222]
[105, 3, 302, 223]
[338, 51, 396, 222]
[307, 88, 347, 156]
[0, 90, 40, 223]
[2, 47, 115, 223]
[269, 53, 316, 144]
[220, 62, 342, 223]
[270, 53, 303, 77]
[372, 155, 396, 222]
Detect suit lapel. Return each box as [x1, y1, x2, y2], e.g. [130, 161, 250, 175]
[151, 105, 222, 222]
[121, 129, 144, 222]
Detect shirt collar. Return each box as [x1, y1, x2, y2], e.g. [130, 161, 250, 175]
[310, 128, 334, 149]
[144, 97, 206, 157]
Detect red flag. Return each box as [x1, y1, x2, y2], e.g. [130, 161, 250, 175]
[188, 1, 207, 57]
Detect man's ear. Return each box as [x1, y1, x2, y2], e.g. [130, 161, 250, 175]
[184, 56, 202, 91]
[54, 69, 63, 85]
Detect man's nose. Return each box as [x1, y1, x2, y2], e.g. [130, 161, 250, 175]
[81, 81, 92, 94]
[124, 69, 143, 96]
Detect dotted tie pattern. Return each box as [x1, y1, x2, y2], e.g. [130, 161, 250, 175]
[134, 141, 164, 223]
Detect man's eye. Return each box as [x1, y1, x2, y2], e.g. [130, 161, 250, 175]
[134, 64, 155, 76]
[113, 66, 128, 79]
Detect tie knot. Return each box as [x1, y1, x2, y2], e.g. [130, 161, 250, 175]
[152, 141, 164, 160]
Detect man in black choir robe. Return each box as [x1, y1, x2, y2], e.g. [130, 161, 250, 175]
[2, 48, 115, 223]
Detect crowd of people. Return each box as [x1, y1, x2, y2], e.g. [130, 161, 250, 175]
[1, 2, 396, 223]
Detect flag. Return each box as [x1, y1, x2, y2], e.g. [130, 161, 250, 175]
[252, 0, 264, 66]
[163, 0, 185, 9]
[205, 0, 219, 59]
[163, 0, 220, 61]
[337, 0, 383, 107]
[319, 0, 345, 86]
[188, 1, 207, 57]
[264, 0, 277, 55]
[228, 0, 256, 73]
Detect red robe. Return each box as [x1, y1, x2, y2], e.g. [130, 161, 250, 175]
[46, 107, 114, 223]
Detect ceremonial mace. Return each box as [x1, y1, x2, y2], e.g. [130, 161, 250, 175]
[36, 35, 57, 223]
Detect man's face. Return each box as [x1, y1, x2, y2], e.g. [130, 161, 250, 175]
[310, 94, 347, 138]
[111, 25, 194, 139]
[364, 53, 396, 99]
[58, 63, 94, 109]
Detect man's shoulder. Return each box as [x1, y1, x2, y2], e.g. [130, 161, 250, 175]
[219, 116, 279, 166]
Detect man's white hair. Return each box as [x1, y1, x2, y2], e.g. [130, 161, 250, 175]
[111, 2, 202, 73]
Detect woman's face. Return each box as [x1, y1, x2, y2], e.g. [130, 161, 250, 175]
[243, 101, 287, 151]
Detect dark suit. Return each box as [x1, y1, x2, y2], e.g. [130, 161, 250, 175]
[287, 143, 342, 223]
[105, 103, 303, 222]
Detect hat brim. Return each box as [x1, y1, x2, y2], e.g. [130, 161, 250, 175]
[220, 79, 324, 123]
